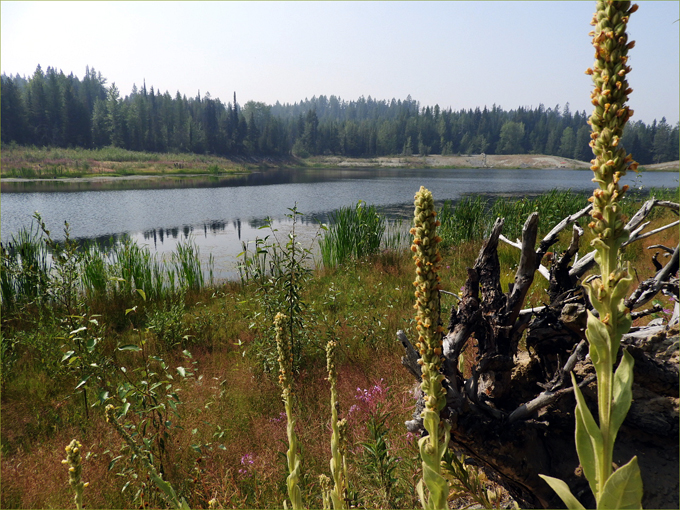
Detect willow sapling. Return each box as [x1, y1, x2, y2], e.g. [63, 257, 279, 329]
[539, 2, 643, 509]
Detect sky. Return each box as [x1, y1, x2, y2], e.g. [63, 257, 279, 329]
[2, 1, 678, 125]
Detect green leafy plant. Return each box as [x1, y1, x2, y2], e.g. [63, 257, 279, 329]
[239, 206, 319, 374]
[359, 407, 400, 509]
[410, 186, 450, 510]
[539, 2, 643, 509]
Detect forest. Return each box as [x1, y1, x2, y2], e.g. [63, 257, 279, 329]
[2, 65, 679, 164]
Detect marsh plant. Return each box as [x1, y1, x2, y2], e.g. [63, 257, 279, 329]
[319, 201, 385, 268]
[539, 2, 643, 509]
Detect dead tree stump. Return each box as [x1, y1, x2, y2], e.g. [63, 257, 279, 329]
[399, 198, 679, 509]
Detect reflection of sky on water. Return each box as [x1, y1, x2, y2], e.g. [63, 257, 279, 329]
[2, 167, 677, 281]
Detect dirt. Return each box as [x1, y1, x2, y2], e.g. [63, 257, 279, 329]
[314, 154, 592, 169]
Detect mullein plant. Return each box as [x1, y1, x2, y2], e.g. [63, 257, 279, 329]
[539, 2, 643, 509]
[62, 439, 88, 510]
[275, 312, 304, 510]
[410, 186, 450, 510]
[326, 339, 349, 509]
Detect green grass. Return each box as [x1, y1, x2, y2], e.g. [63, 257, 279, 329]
[0, 144, 256, 179]
[319, 201, 386, 268]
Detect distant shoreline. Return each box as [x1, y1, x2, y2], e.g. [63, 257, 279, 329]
[1, 153, 676, 192]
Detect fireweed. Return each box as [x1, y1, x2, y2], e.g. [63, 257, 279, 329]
[275, 312, 304, 510]
[539, 2, 643, 509]
[410, 186, 450, 510]
[62, 439, 88, 510]
[326, 339, 349, 509]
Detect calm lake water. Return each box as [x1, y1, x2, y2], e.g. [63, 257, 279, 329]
[2, 167, 677, 280]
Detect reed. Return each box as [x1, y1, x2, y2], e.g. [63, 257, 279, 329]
[1, 223, 212, 317]
[319, 201, 385, 268]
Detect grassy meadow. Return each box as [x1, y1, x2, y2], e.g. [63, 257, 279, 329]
[1, 189, 678, 509]
[0, 145, 261, 179]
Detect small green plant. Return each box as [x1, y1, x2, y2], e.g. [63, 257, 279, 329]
[359, 407, 400, 508]
[539, 2, 643, 509]
[105, 404, 190, 509]
[442, 451, 502, 510]
[410, 186, 450, 510]
[240, 206, 319, 374]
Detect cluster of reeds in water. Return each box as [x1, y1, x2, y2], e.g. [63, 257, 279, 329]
[1, 221, 212, 312]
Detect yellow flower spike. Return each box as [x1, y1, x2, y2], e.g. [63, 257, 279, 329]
[63, 439, 87, 510]
[541, 3, 643, 509]
[411, 186, 450, 510]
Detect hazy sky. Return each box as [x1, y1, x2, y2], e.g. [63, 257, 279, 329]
[2, 1, 678, 124]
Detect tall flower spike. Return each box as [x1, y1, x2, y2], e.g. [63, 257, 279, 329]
[63, 439, 87, 510]
[275, 313, 303, 510]
[540, 3, 643, 509]
[327, 339, 348, 509]
[411, 186, 450, 510]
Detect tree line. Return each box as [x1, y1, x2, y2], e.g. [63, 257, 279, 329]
[2, 65, 678, 164]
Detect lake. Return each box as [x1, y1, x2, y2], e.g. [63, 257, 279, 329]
[2, 167, 677, 280]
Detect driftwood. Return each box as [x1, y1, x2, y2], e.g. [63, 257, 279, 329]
[399, 198, 679, 509]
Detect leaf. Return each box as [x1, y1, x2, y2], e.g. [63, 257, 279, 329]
[86, 337, 98, 353]
[611, 349, 634, 441]
[118, 344, 142, 352]
[136, 288, 147, 301]
[597, 456, 643, 509]
[75, 375, 91, 391]
[585, 310, 610, 367]
[539, 475, 586, 510]
[571, 372, 602, 497]
[125, 306, 137, 316]
[61, 350, 75, 362]
[120, 401, 131, 418]
[70, 326, 87, 335]
[177, 366, 186, 378]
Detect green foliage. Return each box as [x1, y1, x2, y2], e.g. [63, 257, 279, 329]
[238, 206, 319, 374]
[442, 451, 503, 509]
[319, 201, 385, 268]
[438, 189, 589, 247]
[359, 409, 400, 508]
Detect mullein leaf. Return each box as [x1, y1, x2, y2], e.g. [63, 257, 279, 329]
[538, 475, 586, 510]
[611, 349, 634, 442]
[598, 456, 643, 509]
[571, 372, 602, 497]
[585, 310, 609, 367]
